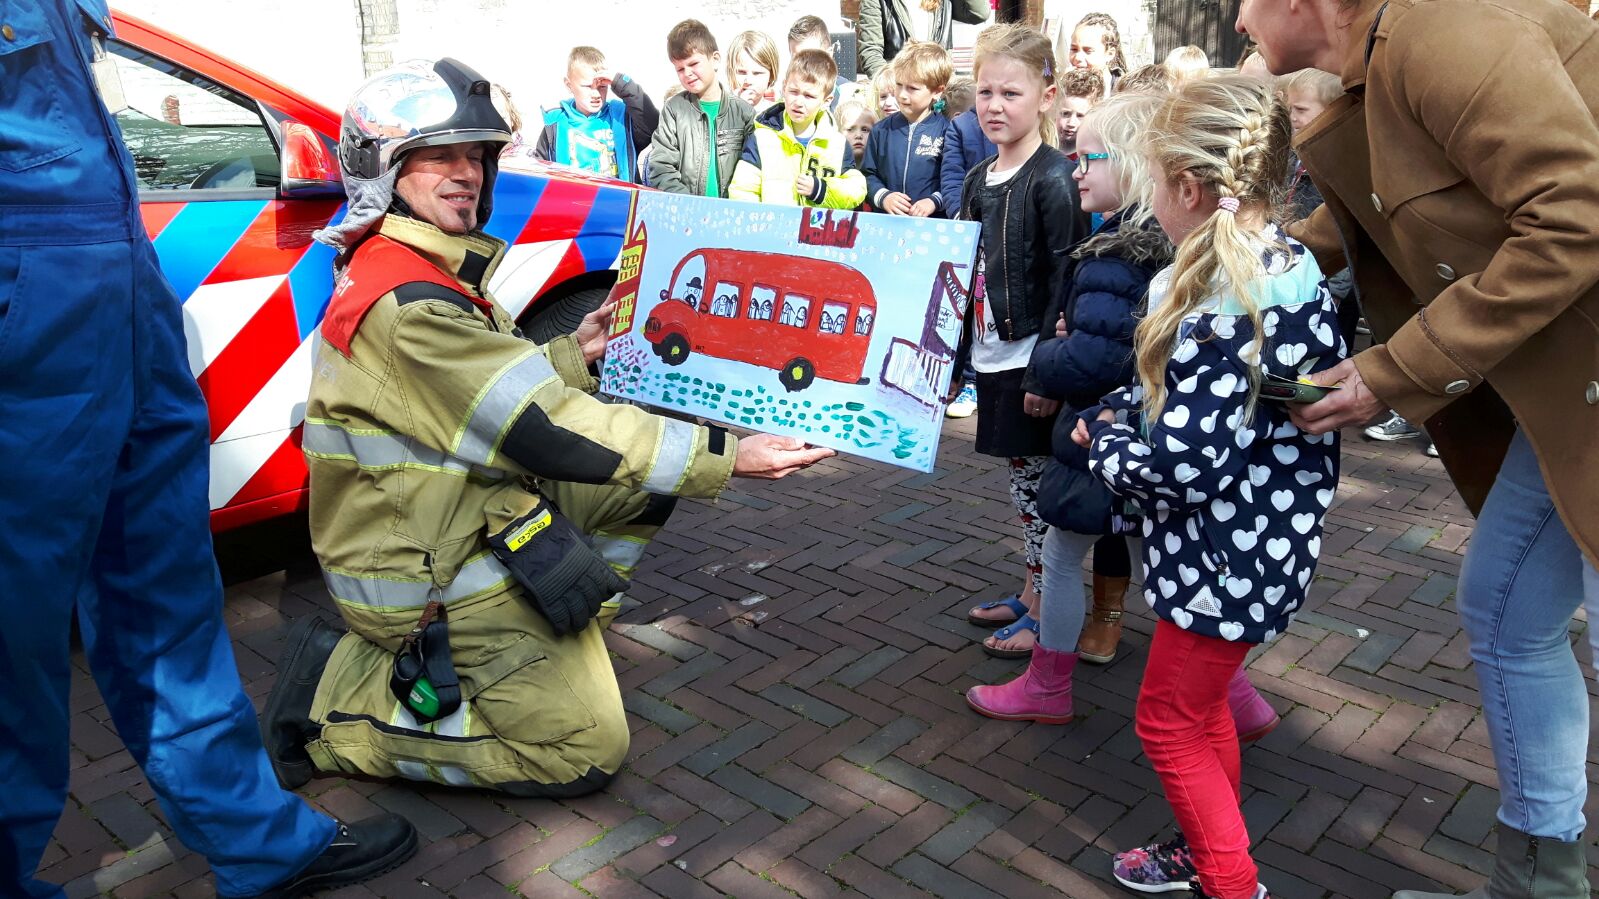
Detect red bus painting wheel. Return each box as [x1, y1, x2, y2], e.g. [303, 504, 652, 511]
[778, 357, 816, 392]
[658, 333, 691, 365]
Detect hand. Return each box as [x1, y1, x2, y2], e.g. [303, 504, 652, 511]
[733, 434, 835, 480]
[1287, 357, 1389, 436]
[1097, 409, 1117, 424]
[1054, 312, 1068, 339]
[574, 298, 618, 366]
[882, 192, 914, 215]
[593, 69, 616, 88]
[909, 198, 937, 217]
[942, 378, 964, 404]
[795, 174, 817, 198]
[1022, 392, 1061, 418]
[1072, 417, 1091, 447]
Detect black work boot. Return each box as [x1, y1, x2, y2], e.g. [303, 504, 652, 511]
[245, 814, 419, 898]
[260, 615, 345, 789]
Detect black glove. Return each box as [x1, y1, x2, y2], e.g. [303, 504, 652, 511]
[487, 504, 627, 636]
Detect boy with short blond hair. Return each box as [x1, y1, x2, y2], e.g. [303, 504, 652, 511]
[863, 42, 955, 216]
[650, 19, 757, 197]
[534, 45, 657, 183]
[1055, 66, 1103, 157]
[729, 49, 866, 208]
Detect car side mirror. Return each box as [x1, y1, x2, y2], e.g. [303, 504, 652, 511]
[279, 121, 344, 198]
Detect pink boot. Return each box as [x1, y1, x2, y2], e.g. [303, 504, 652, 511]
[1228, 667, 1279, 743]
[965, 646, 1077, 724]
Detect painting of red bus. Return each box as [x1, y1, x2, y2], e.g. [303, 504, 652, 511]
[642, 249, 877, 392]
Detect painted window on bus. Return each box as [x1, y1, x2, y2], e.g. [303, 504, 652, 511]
[855, 306, 875, 335]
[748, 285, 777, 321]
[711, 282, 741, 318]
[819, 302, 850, 335]
[780, 293, 811, 328]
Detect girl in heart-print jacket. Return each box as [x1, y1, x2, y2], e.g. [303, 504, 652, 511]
[1082, 226, 1346, 644]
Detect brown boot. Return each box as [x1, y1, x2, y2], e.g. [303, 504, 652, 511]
[1078, 575, 1128, 664]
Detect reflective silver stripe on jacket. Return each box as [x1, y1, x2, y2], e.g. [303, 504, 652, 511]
[454, 348, 560, 467]
[592, 534, 648, 575]
[323, 552, 513, 611]
[303, 420, 504, 480]
[642, 418, 696, 495]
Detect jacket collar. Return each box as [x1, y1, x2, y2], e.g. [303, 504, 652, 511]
[1337, 0, 1392, 93]
[373, 215, 506, 296]
[754, 103, 838, 149]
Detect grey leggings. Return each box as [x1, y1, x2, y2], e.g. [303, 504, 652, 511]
[1040, 526, 1142, 652]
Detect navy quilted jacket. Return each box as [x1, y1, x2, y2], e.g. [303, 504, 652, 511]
[1084, 226, 1347, 644]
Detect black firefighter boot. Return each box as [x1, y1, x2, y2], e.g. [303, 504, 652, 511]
[246, 814, 420, 899]
[260, 615, 345, 789]
[1392, 823, 1590, 899]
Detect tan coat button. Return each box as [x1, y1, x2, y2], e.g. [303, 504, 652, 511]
[1587, 381, 1599, 405]
[2, 24, 15, 40]
[1445, 379, 1470, 395]
[1371, 193, 1384, 214]
[1436, 263, 1456, 281]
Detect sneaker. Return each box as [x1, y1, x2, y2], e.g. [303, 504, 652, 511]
[1113, 831, 1197, 893]
[1356, 317, 1372, 336]
[1364, 412, 1422, 442]
[1425, 442, 1439, 458]
[247, 815, 419, 898]
[946, 383, 977, 418]
[1190, 880, 1271, 899]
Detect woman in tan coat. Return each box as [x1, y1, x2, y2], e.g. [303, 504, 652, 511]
[1238, 0, 1599, 897]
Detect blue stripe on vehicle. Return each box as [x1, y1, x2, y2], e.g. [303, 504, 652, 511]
[571, 185, 631, 269]
[287, 209, 342, 338]
[481, 171, 546, 246]
[151, 201, 268, 302]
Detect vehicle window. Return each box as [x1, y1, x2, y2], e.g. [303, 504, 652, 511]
[710, 282, 741, 318]
[780, 293, 811, 328]
[855, 306, 875, 335]
[819, 302, 850, 335]
[104, 42, 280, 192]
[749, 285, 777, 321]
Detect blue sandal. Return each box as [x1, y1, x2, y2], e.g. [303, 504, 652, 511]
[967, 595, 1027, 628]
[983, 613, 1039, 659]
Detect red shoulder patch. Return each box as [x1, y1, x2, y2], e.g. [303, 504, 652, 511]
[322, 236, 472, 355]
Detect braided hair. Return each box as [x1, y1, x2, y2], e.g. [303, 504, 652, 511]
[1133, 73, 1293, 423]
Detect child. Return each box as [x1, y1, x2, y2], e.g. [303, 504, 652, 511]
[1068, 12, 1127, 97]
[1164, 45, 1211, 85]
[535, 46, 659, 183]
[944, 75, 975, 118]
[728, 30, 780, 110]
[788, 15, 851, 110]
[953, 24, 1091, 657]
[1281, 68, 1342, 219]
[1116, 63, 1177, 95]
[837, 101, 877, 168]
[1093, 74, 1344, 899]
[650, 20, 757, 198]
[728, 49, 867, 208]
[873, 65, 900, 117]
[864, 42, 955, 216]
[1055, 66, 1102, 157]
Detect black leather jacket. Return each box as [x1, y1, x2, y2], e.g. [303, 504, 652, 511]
[958, 144, 1089, 374]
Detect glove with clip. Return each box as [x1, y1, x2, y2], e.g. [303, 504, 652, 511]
[486, 499, 627, 636]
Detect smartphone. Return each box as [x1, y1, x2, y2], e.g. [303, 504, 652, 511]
[1261, 373, 1339, 404]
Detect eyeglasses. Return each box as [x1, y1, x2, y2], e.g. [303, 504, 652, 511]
[1075, 152, 1110, 174]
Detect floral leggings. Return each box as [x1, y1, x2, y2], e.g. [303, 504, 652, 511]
[1007, 456, 1049, 597]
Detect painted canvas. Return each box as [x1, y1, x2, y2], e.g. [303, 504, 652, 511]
[599, 192, 981, 472]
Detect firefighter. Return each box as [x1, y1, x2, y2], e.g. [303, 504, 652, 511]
[260, 58, 831, 797]
[0, 2, 417, 897]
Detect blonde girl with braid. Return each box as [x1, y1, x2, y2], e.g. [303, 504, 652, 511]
[956, 23, 1091, 657]
[1071, 74, 1346, 899]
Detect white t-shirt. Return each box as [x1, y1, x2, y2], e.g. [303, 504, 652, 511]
[971, 164, 1039, 373]
[907, 5, 936, 42]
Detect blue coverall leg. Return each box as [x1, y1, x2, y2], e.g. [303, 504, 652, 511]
[0, 0, 336, 895]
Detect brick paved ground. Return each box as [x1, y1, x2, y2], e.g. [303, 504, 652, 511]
[48, 418, 1599, 898]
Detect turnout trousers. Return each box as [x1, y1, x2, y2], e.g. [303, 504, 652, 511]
[306, 481, 672, 796]
[0, 237, 336, 897]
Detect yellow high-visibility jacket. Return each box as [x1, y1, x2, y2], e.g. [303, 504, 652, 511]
[303, 215, 737, 636]
[728, 104, 866, 209]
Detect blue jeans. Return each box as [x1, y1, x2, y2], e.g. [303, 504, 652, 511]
[1457, 428, 1594, 842]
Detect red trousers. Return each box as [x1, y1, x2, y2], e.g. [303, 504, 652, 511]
[1136, 620, 1257, 899]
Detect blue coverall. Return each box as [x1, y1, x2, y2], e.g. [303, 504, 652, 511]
[0, 1, 337, 894]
